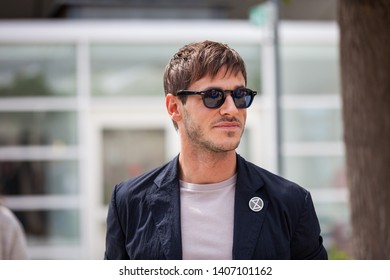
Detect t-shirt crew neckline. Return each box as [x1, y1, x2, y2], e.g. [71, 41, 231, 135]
[179, 174, 237, 192]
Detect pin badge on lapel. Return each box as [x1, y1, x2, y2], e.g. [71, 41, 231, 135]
[249, 197, 264, 212]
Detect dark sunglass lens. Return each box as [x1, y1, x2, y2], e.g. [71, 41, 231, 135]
[203, 89, 224, 108]
[233, 89, 252, 108]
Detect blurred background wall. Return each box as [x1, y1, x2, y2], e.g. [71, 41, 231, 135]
[0, 0, 349, 259]
[0, 0, 336, 20]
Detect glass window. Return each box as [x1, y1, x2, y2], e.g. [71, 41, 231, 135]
[284, 156, 346, 190]
[0, 44, 77, 97]
[90, 44, 261, 97]
[282, 109, 342, 142]
[281, 45, 339, 95]
[233, 45, 262, 92]
[102, 129, 166, 204]
[14, 209, 80, 246]
[0, 160, 78, 195]
[91, 45, 178, 97]
[0, 112, 78, 146]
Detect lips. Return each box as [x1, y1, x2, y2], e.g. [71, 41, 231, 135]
[213, 122, 241, 129]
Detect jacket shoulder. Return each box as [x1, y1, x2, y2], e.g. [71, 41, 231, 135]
[112, 157, 177, 204]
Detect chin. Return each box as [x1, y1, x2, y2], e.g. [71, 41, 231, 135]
[215, 142, 240, 153]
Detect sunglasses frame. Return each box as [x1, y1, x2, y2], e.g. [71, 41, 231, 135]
[176, 87, 257, 109]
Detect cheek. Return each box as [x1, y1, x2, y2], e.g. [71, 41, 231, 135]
[186, 102, 211, 121]
[240, 109, 247, 121]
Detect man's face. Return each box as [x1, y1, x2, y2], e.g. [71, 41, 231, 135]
[178, 67, 247, 154]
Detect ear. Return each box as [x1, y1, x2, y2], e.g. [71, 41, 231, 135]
[166, 94, 182, 123]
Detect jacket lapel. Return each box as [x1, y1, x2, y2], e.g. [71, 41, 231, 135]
[232, 155, 268, 259]
[147, 157, 183, 260]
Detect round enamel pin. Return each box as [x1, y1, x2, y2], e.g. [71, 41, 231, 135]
[249, 197, 264, 212]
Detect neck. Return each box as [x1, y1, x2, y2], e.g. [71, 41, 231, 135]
[178, 149, 237, 184]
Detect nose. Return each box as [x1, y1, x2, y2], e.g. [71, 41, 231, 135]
[219, 93, 239, 116]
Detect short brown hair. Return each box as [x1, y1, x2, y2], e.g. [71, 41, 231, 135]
[163, 40, 247, 96]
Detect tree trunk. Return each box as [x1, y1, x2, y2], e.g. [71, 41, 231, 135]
[338, 0, 390, 259]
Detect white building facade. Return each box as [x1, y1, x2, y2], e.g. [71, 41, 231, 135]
[0, 20, 348, 259]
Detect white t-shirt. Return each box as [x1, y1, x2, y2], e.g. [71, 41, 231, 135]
[180, 174, 236, 260]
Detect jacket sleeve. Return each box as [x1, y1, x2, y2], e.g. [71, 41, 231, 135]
[290, 192, 328, 260]
[104, 185, 130, 260]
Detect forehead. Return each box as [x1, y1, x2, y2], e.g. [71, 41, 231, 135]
[189, 67, 246, 90]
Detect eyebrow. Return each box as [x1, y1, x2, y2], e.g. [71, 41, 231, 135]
[202, 85, 246, 91]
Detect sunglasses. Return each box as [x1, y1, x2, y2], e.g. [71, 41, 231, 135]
[176, 88, 257, 109]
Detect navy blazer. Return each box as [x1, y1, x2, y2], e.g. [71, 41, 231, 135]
[105, 154, 328, 260]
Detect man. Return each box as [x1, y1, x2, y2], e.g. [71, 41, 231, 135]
[104, 40, 328, 260]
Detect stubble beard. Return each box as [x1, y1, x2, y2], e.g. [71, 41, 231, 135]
[183, 110, 243, 154]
